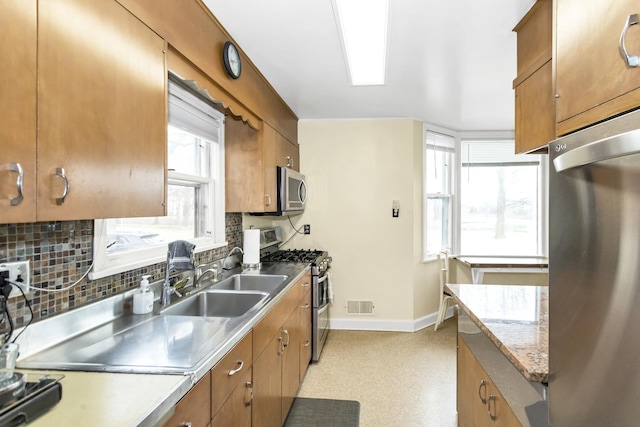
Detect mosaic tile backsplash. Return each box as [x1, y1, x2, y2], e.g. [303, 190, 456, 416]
[0, 213, 243, 333]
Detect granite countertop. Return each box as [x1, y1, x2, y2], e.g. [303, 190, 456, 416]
[446, 283, 549, 383]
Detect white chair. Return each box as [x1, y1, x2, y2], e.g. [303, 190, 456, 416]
[434, 250, 455, 331]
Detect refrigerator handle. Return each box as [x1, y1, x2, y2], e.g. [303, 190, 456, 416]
[553, 128, 640, 172]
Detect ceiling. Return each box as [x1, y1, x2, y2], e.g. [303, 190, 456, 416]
[203, 0, 536, 132]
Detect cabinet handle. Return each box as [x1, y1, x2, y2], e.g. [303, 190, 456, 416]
[2, 163, 24, 206]
[488, 394, 497, 420]
[283, 329, 290, 347]
[182, 423, 192, 427]
[265, 193, 272, 207]
[228, 360, 244, 376]
[301, 303, 310, 309]
[286, 155, 293, 168]
[304, 340, 311, 347]
[301, 282, 310, 288]
[620, 14, 640, 67]
[478, 380, 487, 404]
[245, 381, 253, 406]
[278, 336, 284, 355]
[54, 167, 69, 205]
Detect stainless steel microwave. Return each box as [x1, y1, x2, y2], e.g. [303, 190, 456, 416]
[277, 166, 306, 215]
[252, 167, 307, 216]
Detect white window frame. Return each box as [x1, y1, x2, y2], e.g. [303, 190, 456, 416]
[456, 132, 548, 257]
[423, 125, 457, 261]
[90, 78, 227, 279]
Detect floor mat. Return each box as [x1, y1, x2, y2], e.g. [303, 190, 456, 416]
[284, 397, 360, 427]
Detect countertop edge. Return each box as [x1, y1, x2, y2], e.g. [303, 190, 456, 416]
[446, 283, 549, 383]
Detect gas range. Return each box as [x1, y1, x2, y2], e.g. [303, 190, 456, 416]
[256, 227, 331, 362]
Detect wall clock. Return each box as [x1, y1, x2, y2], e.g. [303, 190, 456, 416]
[223, 41, 241, 79]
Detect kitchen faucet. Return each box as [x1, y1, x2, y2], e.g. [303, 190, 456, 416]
[222, 247, 244, 270]
[195, 264, 219, 286]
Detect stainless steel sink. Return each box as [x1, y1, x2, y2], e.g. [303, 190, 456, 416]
[160, 290, 269, 318]
[213, 274, 287, 293]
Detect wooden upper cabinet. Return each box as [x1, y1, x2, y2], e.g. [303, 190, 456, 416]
[556, 0, 640, 135]
[0, 0, 37, 223]
[512, 0, 554, 153]
[37, 0, 167, 221]
[276, 133, 300, 172]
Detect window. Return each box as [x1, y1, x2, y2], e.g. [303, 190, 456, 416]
[460, 140, 544, 256]
[90, 77, 226, 279]
[423, 129, 455, 259]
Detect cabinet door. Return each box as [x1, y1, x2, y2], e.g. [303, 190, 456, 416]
[211, 331, 252, 416]
[276, 133, 299, 172]
[252, 330, 283, 427]
[0, 0, 37, 223]
[262, 124, 279, 211]
[514, 60, 554, 153]
[556, 0, 640, 134]
[37, 0, 166, 221]
[164, 372, 211, 427]
[299, 289, 312, 381]
[281, 308, 300, 420]
[487, 382, 522, 427]
[457, 337, 489, 427]
[211, 367, 252, 427]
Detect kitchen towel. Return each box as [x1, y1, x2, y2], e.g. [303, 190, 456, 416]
[167, 240, 196, 271]
[243, 229, 261, 265]
[327, 272, 334, 304]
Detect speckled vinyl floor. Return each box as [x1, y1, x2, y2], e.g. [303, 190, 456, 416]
[297, 319, 457, 427]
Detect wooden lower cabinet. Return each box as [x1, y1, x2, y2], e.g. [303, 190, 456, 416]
[164, 372, 211, 427]
[457, 336, 521, 427]
[281, 308, 300, 420]
[299, 288, 312, 381]
[211, 367, 253, 427]
[253, 329, 284, 427]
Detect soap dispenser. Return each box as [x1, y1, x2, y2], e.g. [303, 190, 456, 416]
[133, 275, 154, 314]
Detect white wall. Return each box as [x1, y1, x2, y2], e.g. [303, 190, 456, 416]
[245, 118, 441, 331]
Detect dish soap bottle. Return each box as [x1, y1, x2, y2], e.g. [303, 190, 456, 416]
[133, 275, 154, 314]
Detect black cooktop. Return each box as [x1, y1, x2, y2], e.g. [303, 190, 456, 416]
[262, 249, 326, 263]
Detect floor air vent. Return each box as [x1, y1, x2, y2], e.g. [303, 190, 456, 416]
[346, 300, 374, 315]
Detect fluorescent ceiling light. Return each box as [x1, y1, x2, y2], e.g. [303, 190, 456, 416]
[334, 0, 390, 86]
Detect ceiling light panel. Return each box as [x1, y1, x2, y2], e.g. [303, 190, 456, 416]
[334, 0, 390, 86]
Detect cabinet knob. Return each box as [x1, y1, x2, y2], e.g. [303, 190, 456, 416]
[478, 380, 487, 404]
[2, 163, 24, 206]
[488, 394, 497, 420]
[620, 14, 640, 67]
[54, 167, 70, 205]
[245, 381, 253, 406]
[228, 360, 244, 376]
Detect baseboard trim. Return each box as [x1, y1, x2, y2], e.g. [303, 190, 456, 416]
[330, 306, 454, 332]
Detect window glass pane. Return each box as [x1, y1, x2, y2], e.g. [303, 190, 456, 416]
[460, 164, 538, 255]
[426, 197, 450, 255]
[106, 184, 200, 255]
[425, 148, 452, 194]
[168, 125, 212, 177]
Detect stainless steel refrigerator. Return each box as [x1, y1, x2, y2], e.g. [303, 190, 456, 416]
[549, 109, 640, 426]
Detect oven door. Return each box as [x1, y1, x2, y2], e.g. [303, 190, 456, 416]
[313, 302, 329, 362]
[314, 273, 329, 308]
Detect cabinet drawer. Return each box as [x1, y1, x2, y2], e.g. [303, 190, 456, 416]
[253, 272, 310, 360]
[211, 331, 253, 417]
[211, 367, 252, 427]
[164, 372, 211, 427]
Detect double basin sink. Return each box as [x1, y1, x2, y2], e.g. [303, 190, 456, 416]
[16, 271, 295, 375]
[160, 274, 287, 318]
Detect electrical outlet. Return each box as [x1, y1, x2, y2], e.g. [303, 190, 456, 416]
[0, 260, 30, 297]
[303, 224, 311, 234]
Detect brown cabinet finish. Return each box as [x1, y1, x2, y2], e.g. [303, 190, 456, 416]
[164, 372, 212, 427]
[512, 0, 554, 153]
[225, 119, 300, 213]
[0, 0, 37, 223]
[211, 331, 253, 417]
[252, 330, 284, 427]
[281, 308, 300, 420]
[556, 0, 640, 135]
[299, 288, 312, 382]
[37, 0, 167, 221]
[211, 367, 253, 427]
[457, 336, 521, 427]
